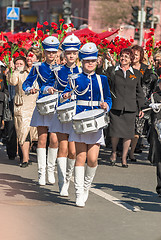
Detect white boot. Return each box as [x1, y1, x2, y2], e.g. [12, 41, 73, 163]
[75, 166, 85, 207]
[47, 147, 58, 184]
[37, 148, 46, 186]
[57, 157, 68, 196]
[84, 165, 97, 203]
[62, 158, 75, 195]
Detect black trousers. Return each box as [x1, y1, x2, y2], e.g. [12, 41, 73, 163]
[5, 120, 17, 159]
[153, 129, 161, 194]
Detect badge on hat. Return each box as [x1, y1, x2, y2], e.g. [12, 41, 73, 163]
[79, 42, 98, 60]
[62, 34, 81, 51]
[42, 36, 60, 52]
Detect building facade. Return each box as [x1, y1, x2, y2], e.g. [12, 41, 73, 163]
[0, 0, 161, 41]
[0, 0, 89, 31]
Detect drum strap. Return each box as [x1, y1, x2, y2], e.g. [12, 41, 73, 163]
[77, 100, 101, 106]
[96, 75, 104, 102]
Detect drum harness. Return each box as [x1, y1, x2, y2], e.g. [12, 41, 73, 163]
[143, 93, 161, 113]
[71, 74, 104, 110]
[142, 93, 161, 142]
[35, 64, 61, 107]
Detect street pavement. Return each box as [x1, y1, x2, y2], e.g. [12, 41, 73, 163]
[0, 141, 161, 240]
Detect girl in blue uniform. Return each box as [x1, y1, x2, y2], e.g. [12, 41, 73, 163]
[22, 36, 60, 186]
[41, 34, 81, 196]
[63, 42, 112, 207]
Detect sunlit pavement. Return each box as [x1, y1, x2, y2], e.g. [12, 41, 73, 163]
[0, 140, 161, 240]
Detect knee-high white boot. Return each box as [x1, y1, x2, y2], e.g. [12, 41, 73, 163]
[47, 147, 58, 184]
[37, 148, 46, 186]
[84, 165, 97, 203]
[61, 158, 75, 195]
[74, 166, 85, 207]
[57, 157, 68, 196]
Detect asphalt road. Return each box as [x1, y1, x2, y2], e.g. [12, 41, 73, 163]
[0, 141, 161, 240]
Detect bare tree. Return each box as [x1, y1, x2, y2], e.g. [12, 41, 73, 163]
[94, 0, 136, 28]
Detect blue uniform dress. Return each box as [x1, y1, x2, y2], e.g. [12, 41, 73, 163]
[22, 62, 57, 127]
[41, 64, 81, 134]
[63, 72, 112, 145]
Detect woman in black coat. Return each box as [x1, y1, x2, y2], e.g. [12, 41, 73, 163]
[106, 48, 144, 167]
[0, 62, 9, 127]
[129, 45, 149, 161]
[146, 78, 161, 196]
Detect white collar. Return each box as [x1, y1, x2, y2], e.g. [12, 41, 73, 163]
[115, 64, 134, 74]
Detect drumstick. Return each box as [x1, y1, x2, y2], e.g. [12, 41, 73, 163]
[110, 90, 116, 98]
[69, 85, 78, 95]
[142, 108, 151, 112]
[60, 85, 78, 103]
[142, 104, 161, 112]
[25, 88, 40, 95]
[107, 51, 114, 61]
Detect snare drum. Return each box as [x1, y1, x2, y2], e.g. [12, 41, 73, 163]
[36, 93, 58, 115]
[155, 119, 161, 142]
[56, 101, 76, 123]
[72, 109, 108, 134]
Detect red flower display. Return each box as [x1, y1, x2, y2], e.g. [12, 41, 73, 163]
[12, 52, 20, 58]
[59, 19, 65, 24]
[28, 53, 34, 57]
[30, 28, 35, 33]
[43, 21, 49, 26]
[57, 30, 62, 35]
[63, 24, 68, 30]
[69, 23, 74, 28]
[37, 22, 43, 29]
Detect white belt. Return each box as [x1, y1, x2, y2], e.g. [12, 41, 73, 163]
[77, 100, 101, 106]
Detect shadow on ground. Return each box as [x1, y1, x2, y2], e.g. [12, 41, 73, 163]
[93, 182, 161, 212]
[0, 173, 75, 207]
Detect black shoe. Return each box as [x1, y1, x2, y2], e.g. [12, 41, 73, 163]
[28, 160, 33, 165]
[134, 149, 142, 153]
[122, 164, 128, 168]
[130, 158, 137, 162]
[110, 160, 116, 166]
[9, 156, 15, 160]
[128, 153, 137, 162]
[21, 162, 29, 168]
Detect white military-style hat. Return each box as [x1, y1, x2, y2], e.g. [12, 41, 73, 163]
[42, 36, 60, 51]
[79, 42, 98, 60]
[62, 34, 81, 51]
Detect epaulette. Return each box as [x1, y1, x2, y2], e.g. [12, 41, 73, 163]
[68, 73, 80, 81]
[50, 64, 62, 72]
[32, 62, 42, 67]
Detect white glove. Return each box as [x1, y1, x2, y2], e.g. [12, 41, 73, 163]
[43, 86, 50, 94]
[25, 87, 33, 95]
[149, 103, 160, 110]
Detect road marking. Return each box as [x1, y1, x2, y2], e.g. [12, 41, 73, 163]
[70, 177, 140, 212]
[90, 187, 140, 212]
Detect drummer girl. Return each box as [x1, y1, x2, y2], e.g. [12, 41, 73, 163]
[63, 42, 112, 207]
[22, 36, 60, 186]
[41, 34, 81, 196]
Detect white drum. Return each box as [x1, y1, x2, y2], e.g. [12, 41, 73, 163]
[72, 109, 108, 134]
[155, 119, 161, 142]
[36, 93, 58, 115]
[57, 101, 76, 123]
